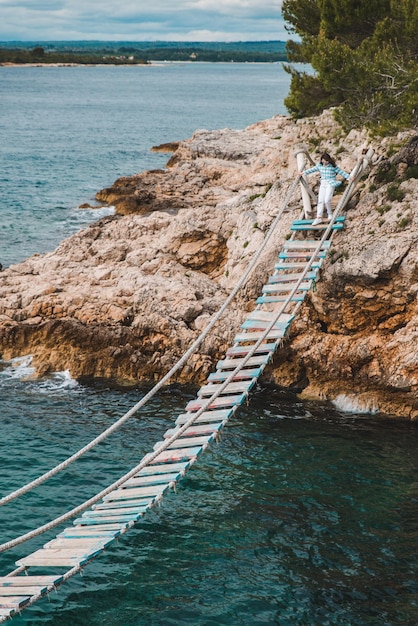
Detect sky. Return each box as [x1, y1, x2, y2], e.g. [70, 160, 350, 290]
[0, 0, 288, 42]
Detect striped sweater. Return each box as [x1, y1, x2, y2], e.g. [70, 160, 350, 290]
[303, 163, 350, 187]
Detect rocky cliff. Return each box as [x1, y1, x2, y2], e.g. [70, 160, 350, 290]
[0, 110, 417, 418]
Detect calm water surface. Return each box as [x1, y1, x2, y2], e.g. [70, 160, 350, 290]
[0, 64, 417, 625]
[1, 365, 418, 625]
[0, 62, 290, 268]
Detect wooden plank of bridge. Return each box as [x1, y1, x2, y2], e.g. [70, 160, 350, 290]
[123, 472, 182, 487]
[0, 575, 62, 602]
[167, 435, 218, 450]
[164, 422, 224, 438]
[279, 250, 327, 259]
[174, 405, 235, 428]
[78, 506, 151, 521]
[246, 311, 294, 323]
[275, 261, 323, 270]
[92, 500, 151, 510]
[291, 216, 345, 231]
[79, 507, 148, 518]
[240, 320, 290, 331]
[208, 367, 262, 382]
[68, 522, 127, 533]
[16, 543, 108, 567]
[291, 222, 344, 231]
[262, 282, 312, 293]
[103, 483, 169, 501]
[136, 461, 191, 475]
[72, 515, 139, 526]
[233, 329, 286, 342]
[293, 216, 345, 225]
[149, 445, 204, 464]
[58, 526, 125, 539]
[0, 596, 30, 609]
[256, 295, 305, 304]
[44, 537, 113, 551]
[226, 343, 276, 357]
[0, 587, 47, 597]
[284, 240, 331, 249]
[290, 220, 336, 227]
[266, 272, 317, 283]
[217, 354, 271, 369]
[155, 435, 215, 450]
[198, 380, 254, 396]
[185, 396, 245, 411]
[0, 576, 62, 588]
[241, 314, 294, 330]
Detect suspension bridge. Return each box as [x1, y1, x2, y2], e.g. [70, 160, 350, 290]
[0, 147, 374, 622]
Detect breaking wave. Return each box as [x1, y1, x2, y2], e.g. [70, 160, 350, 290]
[332, 394, 379, 415]
[0, 356, 78, 392]
[0, 355, 35, 380]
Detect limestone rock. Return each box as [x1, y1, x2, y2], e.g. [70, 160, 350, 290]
[0, 110, 417, 418]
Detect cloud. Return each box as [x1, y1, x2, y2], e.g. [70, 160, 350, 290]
[0, 0, 287, 41]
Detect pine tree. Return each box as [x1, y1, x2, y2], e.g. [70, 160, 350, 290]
[282, 0, 418, 134]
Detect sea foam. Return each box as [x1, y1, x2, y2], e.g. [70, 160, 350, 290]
[36, 370, 79, 394]
[332, 394, 379, 415]
[0, 356, 79, 391]
[0, 355, 35, 380]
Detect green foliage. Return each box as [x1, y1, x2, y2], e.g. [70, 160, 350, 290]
[0, 41, 288, 65]
[398, 216, 411, 228]
[284, 67, 332, 117]
[248, 183, 273, 202]
[0, 47, 149, 65]
[319, 0, 391, 46]
[387, 184, 406, 202]
[282, 0, 418, 135]
[282, 0, 321, 39]
[375, 164, 397, 184]
[404, 164, 418, 179]
[376, 204, 391, 215]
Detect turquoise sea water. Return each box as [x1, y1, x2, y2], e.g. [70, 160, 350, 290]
[0, 62, 290, 269]
[1, 64, 418, 625]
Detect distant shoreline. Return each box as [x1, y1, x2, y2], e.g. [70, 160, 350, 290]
[0, 62, 149, 67]
[0, 42, 287, 65]
[0, 60, 283, 67]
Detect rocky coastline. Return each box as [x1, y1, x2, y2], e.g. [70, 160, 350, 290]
[0, 110, 417, 418]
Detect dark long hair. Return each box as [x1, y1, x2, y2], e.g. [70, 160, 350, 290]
[320, 152, 336, 167]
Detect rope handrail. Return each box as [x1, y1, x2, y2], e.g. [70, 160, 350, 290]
[0, 177, 305, 554]
[0, 148, 374, 554]
[0, 147, 377, 626]
[0, 296, 296, 553]
[0, 176, 301, 511]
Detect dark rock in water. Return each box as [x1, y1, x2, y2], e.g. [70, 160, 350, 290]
[152, 141, 180, 153]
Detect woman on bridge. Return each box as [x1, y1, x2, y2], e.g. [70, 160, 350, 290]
[300, 152, 352, 225]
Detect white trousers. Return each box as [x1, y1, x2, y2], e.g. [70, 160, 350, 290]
[317, 182, 334, 218]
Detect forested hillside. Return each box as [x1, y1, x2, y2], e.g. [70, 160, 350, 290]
[0, 40, 287, 64]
